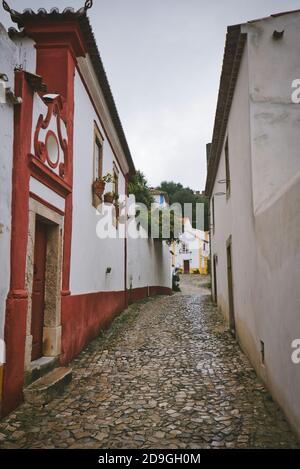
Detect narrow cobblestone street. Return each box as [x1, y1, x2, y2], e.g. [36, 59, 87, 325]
[0, 276, 298, 449]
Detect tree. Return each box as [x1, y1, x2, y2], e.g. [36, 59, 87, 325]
[128, 172, 181, 243]
[128, 170, 154, 209]
[156, 181, 209, 231]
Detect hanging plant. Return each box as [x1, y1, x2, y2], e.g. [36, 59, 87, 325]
[103, 191, 115, 204]
[92, 178, 106, 198]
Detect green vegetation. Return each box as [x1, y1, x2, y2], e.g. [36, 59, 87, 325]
[157, 181, 209, 231]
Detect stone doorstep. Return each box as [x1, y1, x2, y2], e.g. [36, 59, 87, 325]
[24, 367, 72, 406]
[24, 356, 59, 386]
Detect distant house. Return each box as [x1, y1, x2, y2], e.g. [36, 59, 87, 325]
[0, 6, 171, 416]
[150, 189, 169, 207]
[206, 10, 300, 438]
[173, 219, 209, 275]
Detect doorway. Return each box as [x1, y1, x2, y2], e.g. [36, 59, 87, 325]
[25, 197, 64, 370]
[226, 236, 236, 335]
[183, 260, 190, 274]
[213, 254, 218, 303]
[31, 219, 47, 360]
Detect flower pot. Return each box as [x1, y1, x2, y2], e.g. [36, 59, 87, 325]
[104, 192, 114, 204]
[93, 179, 105, 198]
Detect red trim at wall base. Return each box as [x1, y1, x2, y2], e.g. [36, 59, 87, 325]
[60, 290, 126, 365]
[1, 297, 28, 417]
[128, 286, 172, 304]
[60, 286, 172, 366]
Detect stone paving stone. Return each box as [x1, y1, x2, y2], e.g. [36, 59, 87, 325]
[0, 275, 299, 449]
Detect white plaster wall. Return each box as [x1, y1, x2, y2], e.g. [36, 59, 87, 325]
[127, 224, 172, 291]
[0, 24, 17, 350]
[12, 36, 36, 74]
[29, 177, 65, 213]
[245, 12, 300, 215]
[70, 70, 127, 294]
[245, 13, 300, 437]
[211, 13, 300, 437]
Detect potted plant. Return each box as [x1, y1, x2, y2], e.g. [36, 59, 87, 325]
[92, 172, 114, 199]
[102, 173, 115, 184]
[92, 178, 106, 198]
[104, 191, 115, 204]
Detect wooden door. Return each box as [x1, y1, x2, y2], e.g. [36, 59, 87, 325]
[183, 260, 190, 274]
[226, 240, 236, 335]
[31, 220, 47, 361]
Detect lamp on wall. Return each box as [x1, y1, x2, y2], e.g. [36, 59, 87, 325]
[214, 192, 226, 197]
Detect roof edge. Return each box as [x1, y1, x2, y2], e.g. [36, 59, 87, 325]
[205, 25, 246, 197]
[4, 5, 135, 175]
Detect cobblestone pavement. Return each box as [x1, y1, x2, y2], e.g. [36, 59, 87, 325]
[0, 275, 299, 449]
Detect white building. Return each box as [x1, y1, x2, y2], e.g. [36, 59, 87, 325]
[150, 189, 169, 208]
[0, 6, 171, 415]
[206, 10, 300, 438]
[173, 219, 209, 275]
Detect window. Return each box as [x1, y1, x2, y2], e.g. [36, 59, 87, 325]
[113, 163, 119, 198]
[225, 137, 230, 198]
[113, 162, 119, 226]
[94, 138, 102, 179]
[212, 196, 215, 234]
[94, 128, 103, 181]
[92, 124, 104, 208]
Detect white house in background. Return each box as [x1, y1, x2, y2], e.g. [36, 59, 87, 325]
[150, 189, 169, 207]
[0, 5, 171, 416]
[206, 10, 300, 438]
[173, 219, 209, 275]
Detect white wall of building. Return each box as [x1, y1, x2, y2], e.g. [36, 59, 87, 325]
[0, 24, 17, 349]
[127, 224, 172, 291]
[246, 13, 300, 437]
[70, 70, 127, 294]
[211, 13, 300, 438]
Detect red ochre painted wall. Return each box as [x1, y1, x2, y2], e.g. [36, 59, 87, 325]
[60, 291, 126, 365]
[60, 286, 172, 366]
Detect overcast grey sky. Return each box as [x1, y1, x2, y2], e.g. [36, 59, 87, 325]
[1, 0, 300, 190]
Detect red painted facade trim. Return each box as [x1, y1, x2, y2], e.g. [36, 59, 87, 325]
[60, 291, 126, 365]
[2, 71, 33, 416]
[25, 21, 86, 59]
[29, 191, 65, 216]
[60, 286, 172, 366]
[28, 154, 72, 197]
[2, 23, 81, 417]
[32, 26, 79, 296]
[128, 286, 172, 305]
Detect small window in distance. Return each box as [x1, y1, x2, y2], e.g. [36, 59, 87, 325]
[92, 125, 104, 208]
[225, 137, 231, 198]
[212, 196, 215, 234]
